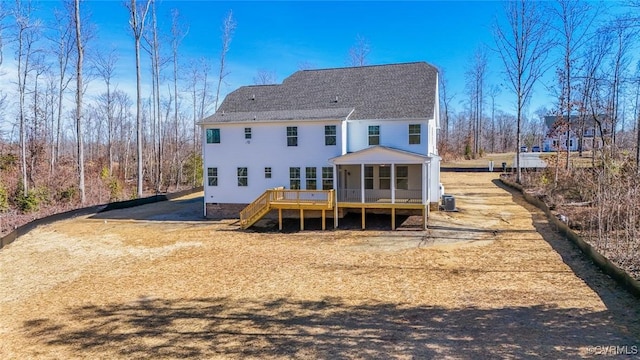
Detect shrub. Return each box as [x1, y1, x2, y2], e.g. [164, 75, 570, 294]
[0, 181, 8, 212]
[58, 186, 78, 203]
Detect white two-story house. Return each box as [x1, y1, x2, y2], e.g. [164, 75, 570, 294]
[198, 62, 441, 230]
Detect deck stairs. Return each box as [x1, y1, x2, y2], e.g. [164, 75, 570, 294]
[239, 188, 334, 229]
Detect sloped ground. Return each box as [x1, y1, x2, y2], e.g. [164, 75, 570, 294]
[0, 173, 638, 359]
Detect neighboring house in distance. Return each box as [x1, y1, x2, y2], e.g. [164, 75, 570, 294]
[197, 62, 441, 230]
[542, 115, 610, 152]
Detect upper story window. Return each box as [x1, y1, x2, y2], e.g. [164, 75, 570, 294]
[206, 128, 220, 144]
[325, 125, 336, 146]
[287, 126, 298, 146]
[368, 125, 380, 145]
[264, 167, 272, 179]
[245, 127, 252, 139]
[237, 167, 248, 187]
[409, 124, 421, 144]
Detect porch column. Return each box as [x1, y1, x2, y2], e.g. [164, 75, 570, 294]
[391, 163, 396, 204]
[422, 162, 427, 205]
[361, 163, 365, 204]
[333, 164, 339, 229]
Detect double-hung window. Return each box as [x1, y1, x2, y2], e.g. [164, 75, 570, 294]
[289, 167, 301, 189]
[396, 166, 408, 190]
[264, 167, 272, 179]
[325, 125, 336, 146]
[245, 128, 252, 139]
[206, 128, 220, 144]
[322, 167, 333, 190]
[379, 166, 390, 190]
[287, 126, 298, 146]
[364, 166, 374, 189]
[409, 124, 421, 144]
[237, 167, 248, 187]
[305, 167, 317, 190]
[368, 125, 380, 145]
[207, 167, 218, 186]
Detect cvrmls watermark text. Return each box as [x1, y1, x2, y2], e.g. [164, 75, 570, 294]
[586, 345, 638, 356]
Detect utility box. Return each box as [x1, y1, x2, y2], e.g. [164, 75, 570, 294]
[441, 195, 456, 212]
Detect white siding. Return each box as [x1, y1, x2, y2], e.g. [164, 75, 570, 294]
[202, 121, 342, 204]
[346, 119, 430, 155]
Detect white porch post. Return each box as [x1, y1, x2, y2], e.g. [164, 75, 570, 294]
[361, 163, 365, 203]
[333, 164, 338, 228]
[391, 163, 395, 204]
[422, 162, 427, 205]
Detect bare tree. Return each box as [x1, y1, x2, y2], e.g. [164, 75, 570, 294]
[170, 8, 186, 189]
[348, 34, 370, 67]
[93, 49, 118, 174]
[74, 0, 85, 204]
[48, 4, 75, 174]
[214, 10, 235, 111]
[551, 0, 597, 168]
[605, 17, 636, 153]
[126, 0, 151, 198]
[494, 0, 553, 183]
[13, 0, 41, 196]
[439, 68, 454, 144]
[253, 68, 277, 85]
[488, 84, 501, 153]
[0, 1, 9, 66]
[465, 46, 488, 156]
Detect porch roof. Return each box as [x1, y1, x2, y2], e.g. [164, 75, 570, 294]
[329, 146, 431, 165]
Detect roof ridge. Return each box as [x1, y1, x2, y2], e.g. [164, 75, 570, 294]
[299, 61, 432, 73]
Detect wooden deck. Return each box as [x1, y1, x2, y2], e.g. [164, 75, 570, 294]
[240, 189, 428, 231]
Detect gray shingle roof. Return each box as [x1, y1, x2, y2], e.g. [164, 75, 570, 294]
[200, 62, 438, 123]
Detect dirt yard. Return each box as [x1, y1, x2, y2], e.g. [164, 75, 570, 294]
[1, 173, 638, 359]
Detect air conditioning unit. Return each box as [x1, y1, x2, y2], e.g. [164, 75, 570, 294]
[441, 195, 456, 212]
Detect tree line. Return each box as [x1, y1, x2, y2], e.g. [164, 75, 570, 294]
[439, 0, 640, 182]
[0, 0, 235, 228]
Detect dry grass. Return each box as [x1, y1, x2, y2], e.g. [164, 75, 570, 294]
[442, 152, 516, 168]
[0, 173, 638, 359]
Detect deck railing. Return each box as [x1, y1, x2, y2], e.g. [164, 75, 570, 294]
[269, 189, 333, 205]
[338, 188, 423, 204]
[240, 188, 334, 229]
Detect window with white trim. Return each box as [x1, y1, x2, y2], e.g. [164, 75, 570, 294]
[237, 167, 248, 187]
[322, 167, 333, 190]
[368, 125, 380, 145]
[289, 167, 300, 189]
[364, 166, 374, 189]
[325, 125, 336, 145]
[207, 167, 218, 186]
[305, 167, 317, 190]
[206, 128, 220, 144]
[245, 127, 252, 139]
[287, 126, 298, 146]
[265, 167, 272, 178]
[379, 166, 390, 190]
[396, 166, 408, 190]
[409, 124, 421, 144]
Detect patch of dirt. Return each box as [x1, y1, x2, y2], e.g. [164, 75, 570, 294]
[0, 173, 639, 359]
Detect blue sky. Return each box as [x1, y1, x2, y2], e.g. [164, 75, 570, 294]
[5, 0, 632, 121]
[73, 1, 509, 112]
